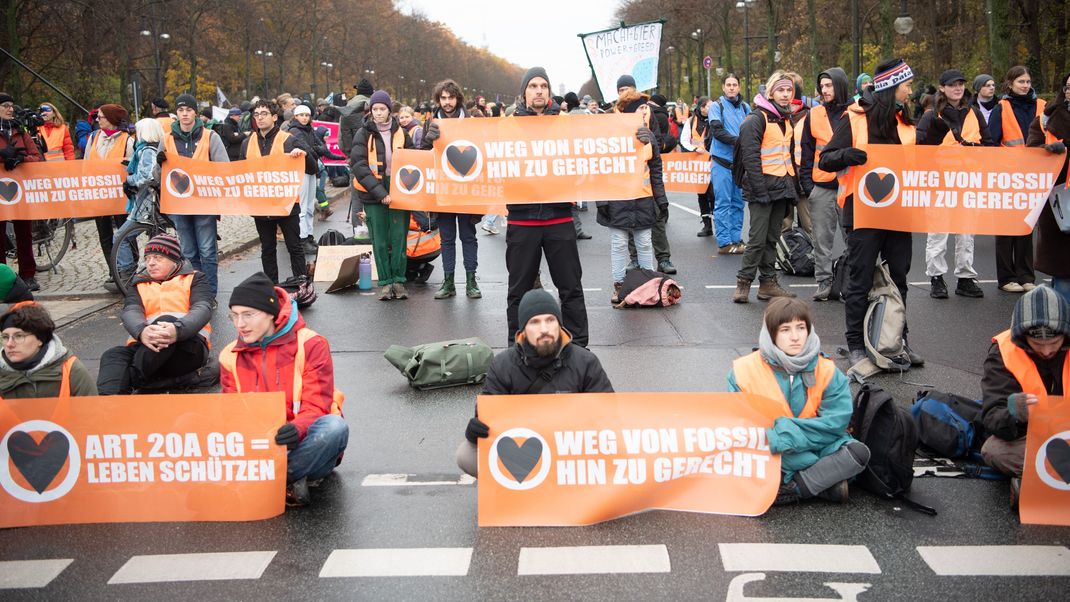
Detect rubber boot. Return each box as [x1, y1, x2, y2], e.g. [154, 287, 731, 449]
[435, 273, 456, 299]
[465, 271, 482, 298]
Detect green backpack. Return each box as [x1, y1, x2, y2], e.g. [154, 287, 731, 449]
[383, 337, 494, 390]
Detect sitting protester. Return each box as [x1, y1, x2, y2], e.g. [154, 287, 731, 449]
[981, 286, 1069, 506]
[97, 234, 216, 394]
[219, 272, 349, 507]
[0, 302, 97, 398]
[728, 297, 870, 505]
[456, 289, 614, 477]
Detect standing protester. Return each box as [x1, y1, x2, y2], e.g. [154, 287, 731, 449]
[38, 103, 75, 161]
[800, 68, 851, 301]
[989, 66, 1044, 293]
[350, 90, 414, 301]
[286, 104, 322, 254]
[709, 75, 750, 255]
[1027, 70, 1070, 304]
[505, 67, 589, 347]
[112, 118, 164, 284]
[783, 73, 812, 234]
[819, 58, 923, 368]
[0, 93, 42, 291]
[339, 79, 375, 222]
[732, 71, 799, 304]
[157, 93, 230, 299]
[686, 97, 716, 238]
[420, 80, 483, 300]
[398, 106, 424, 149]
[916, 69, 992, 300]
[217, 107, 246, 161]
[85, 104, 135, 289]
[972, 74, 998, 125]
[151, 98, 174, 131]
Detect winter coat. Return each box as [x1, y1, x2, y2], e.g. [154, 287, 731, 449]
[649, 103, 676, 153]
[279, 120, 321, 174]
[403, 120, 424, 150]
[121, 261, 213, 344]
[595, 137, 666, 230]
[216, 118, 246, 161]
[915, 92, 994, 146]
[74, 119, 94, 156]
[981, 342, 1067, 441]
[988, 89, 1042, 146]
[126, 144, 159, 189]
[0, 124, 43, 164]
[0, 337, 97, 398]
[349, 115, 413, 204]
[220, 288, 336, 440]
[338, 93, 370, 156]
[161, 121, 230, 162]
[506, 100, 574, 222]
[800, 67, 851, 193]
[1027, 94, 1070, 278]
[708, 95, 751, 168]
[736, 95, 799, 204]
[481, 330, 614, 396]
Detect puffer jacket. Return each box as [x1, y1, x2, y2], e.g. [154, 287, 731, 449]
[595, 136, 667, 230]
[481, 330, 614, 397]
[280, 120, 321, 174]
[736, 95, 799, 204]
[121, 261, 213, 344]
[507, 100, 574, 222]
[1027, 92, 1070, 278]
[349, 115, 413, 204]
[0, 337, 97, 398]
[219, 288, 336, 440]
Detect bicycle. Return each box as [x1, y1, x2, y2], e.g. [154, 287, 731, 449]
[3, 218, 75, 272]
[108, 185, 175, 297]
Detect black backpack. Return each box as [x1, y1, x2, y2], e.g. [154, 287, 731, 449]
[318, 229, 348, 246]
[849, 383, 936, 515]
[828, 249, 849, 302]
[776, 227, 815, 276]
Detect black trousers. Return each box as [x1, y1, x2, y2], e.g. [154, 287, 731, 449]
[995, 234, 1035, 286]
[698, 183, 714, 219]
[97, 336, 209, 395]
[506, 221, 589, 347]
[95, 214, 127, 261]
[255, 213, 306, 283]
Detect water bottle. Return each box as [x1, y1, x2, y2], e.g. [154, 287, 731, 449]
[358, 254, 372, 290]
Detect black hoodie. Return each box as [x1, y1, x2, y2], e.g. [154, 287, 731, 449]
[800, 67, 850, 193]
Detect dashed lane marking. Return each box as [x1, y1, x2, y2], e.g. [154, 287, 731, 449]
[0, 559, 73, 589]
[517, 544, 671, 575]
[908, 279, 998, 286]
[719, 543, 881, 574]
[107, 551, 277, 584]
[361, 473, 476, 486]
[705, 285, 738, 289]
[669, 202, 702, 216]
[320, 548, 473, 577]
[917, 545, 1070, 576]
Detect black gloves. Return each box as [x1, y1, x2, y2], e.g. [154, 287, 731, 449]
[636, 126, 654, 145]
[842, 148, 868, 166]
[122, 181, 138, 197]
[1, 146, 27, 171]
[423, 122, 440, 145]
[1045, 141, 1067, 154]
[156, 149, 167, 165]
[275, 422, 299, 449]
[465, 417, 489, 444]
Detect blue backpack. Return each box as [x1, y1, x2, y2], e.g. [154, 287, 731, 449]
[911, 390, 986, 459]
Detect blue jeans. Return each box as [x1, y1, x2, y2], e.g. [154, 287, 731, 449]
[1051, 278, 1070, 306]
[111, 216, 141, 273]
[299, 173, 317, 238]
[712, 162, 745, 247]
[610, 227, 652, 282]
[439, 213, 478, 273]
[170, 214, 218, 295]
[287, 414, 349, 484]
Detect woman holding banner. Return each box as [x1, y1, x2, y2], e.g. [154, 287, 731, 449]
[1027, 70, 1070, 304]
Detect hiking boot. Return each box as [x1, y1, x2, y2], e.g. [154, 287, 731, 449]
[816, 480, 850, 504]
[435, 273, 456, 299]
[813, 280, 832, 302]
[955, 277, 984, 298]
[1009, 477, 1021, 509]
[930, 275, 949, 299]
[576, 230, 592, 240]
[773, 482, 800, 506]
[848, 348, 868, 366]
[718, 244, 735, 255]
[285, 477, 311, 507]
[756, 279, 796, 301]
[24, 277, 40, 292]
[1000, 282, 1025, 293]
[697, 218, 713, 237]
[378, 285, 393, 300]
[1021, 282, 1037, 291]
[318, 206, 334, 220]
[611, 282, 623, 304]
[415, 263, 435, 284]
[733, 278, 752, 303]
[392, 283, 408, 299]
[465, 272, 482, 298]
[658, 260, 677, 274]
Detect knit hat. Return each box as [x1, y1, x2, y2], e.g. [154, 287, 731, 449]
[239, 100, 253, 112]
[151, 97, 169, 110]
[0, 264, 16, 301]
[228, 107, 242, 116]
[650, 94, 667, 107]
[855, 73, 872, 93]
[517, 289, 562, 331]
[368, 90, 392, 110]
[1011, 286, 1070, 344]
[0, 93, 13, 106]
[174, 93, 198, 110]
[581, 95, 593, 104]
[98, 103, 129, 126]
[939, 69, 967, 86]
[229, 272, 281, 318]
[293, 104, 311, 116]
[616, 74, 637, 90]
[521, 67, 550, 95]
[973, 74, 994, 93]
[143, 233, 183, 264]
[0, 303, 54, 345]
[872, 59, 914, 92]
[355, 79, 374, 97]
[564, 92, 580, 109]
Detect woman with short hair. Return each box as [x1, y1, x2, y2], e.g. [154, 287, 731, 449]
[0, 302, 97, 397]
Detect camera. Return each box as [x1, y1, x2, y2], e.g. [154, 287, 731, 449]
[13, 106, 45, 132]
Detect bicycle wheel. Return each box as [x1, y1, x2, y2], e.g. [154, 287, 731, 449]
[109, 222, 173, 297]
[31, 218, 75, 272]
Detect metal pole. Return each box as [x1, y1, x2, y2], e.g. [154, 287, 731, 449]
[852, 0, 860, 82]
[151, 2, 163, 96]
[262, 54, 268, 97]
[0, 48, 89, 114]
[706, 67, 711, 98]
[744, 8, 751, 101]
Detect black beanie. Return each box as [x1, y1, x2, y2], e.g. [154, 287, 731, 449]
[517, 289, 562, 332]
[356, 79, 374, 97]
[564, 92, 580, 108]
[521, 67, 550, 95]
[230, 272, 281, 318]
[616, 74, 637, 90]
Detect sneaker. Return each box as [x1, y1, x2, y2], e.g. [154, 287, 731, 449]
[658, 260, 677, 275]
[1009, 477, 1021, 509]
[576, 230, 592, 240]
[285, 477, 311, 507]
[955, 278, 984, 298]
[848, 348, 868, 366]
[1000, 282, 1025, 293]
[318, 206, 334, 220]
[611, 282, 622, 304]
[480, 222, 499, 235]
[718, 245, 735, 255]
[378, 285, 393, 300]
[24, 277, 40, 292]
[813, 280, 832, 302]
[392, 282, 409, 299]
[773, 482, 800, 506]
[930, 275, 949, 299]
[1021, 282, 1037, 291]
[816, 480, 850, 504]
[730, 243, 746, 254]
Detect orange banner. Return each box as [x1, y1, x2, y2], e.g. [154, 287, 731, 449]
[160, 154, 301, 216]
[389, 149, 506, 215]
[434, 113, 653, 206]
[0, 159, 127, 219]
[850, 144, 1064, 235]
[0, 393, 286, 527]
[662, 151, 712, 193]
[1020, 395, 1070, 526]
[477, 392, 782, 526]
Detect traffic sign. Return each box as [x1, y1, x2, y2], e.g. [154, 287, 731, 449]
[703, 56, 713, 70]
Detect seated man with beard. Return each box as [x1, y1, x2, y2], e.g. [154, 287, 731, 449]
[456, 289, 613, 477]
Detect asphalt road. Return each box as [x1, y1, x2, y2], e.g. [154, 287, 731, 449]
[2, 192, 1068, 601]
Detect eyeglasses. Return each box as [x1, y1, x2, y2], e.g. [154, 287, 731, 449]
[252, 111, 272, 117]
[1, 332, 32, 344]
[228, 311, 264, 323]
[1063, 85, 1070, 93]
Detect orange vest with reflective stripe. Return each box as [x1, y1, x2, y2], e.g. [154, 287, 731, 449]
[164, 128, 211, 161]
[992, 330, 1070, 399]
[41, 125, 69, 162]
[353, 127, 406, 192]
[836, 107, 915, 207]
[759, 116, 795, 177]
[807, 105, 838, 183]
[157, 116, 174, 132]
[940, 108, 983, 146]
[85, 130, 130, 161]
[999, 98, 1045, 147]
[133, 273, 212, 347]
[246, 129, 291, 159]
[691, 117, 706, 152]
[732, 351, 837, 419]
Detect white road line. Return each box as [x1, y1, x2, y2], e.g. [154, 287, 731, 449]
[788, 283, 819, 288]
[517, 545, 671, 575]
[361, 473, 476, 486]
[908, 279, 998, 286]
[705, 285, 738, 289]
[582, 288, 603, 292]
[319, 548, 473, 577]
[669, 202, 702, 216]
[107, 551, 276, 584]
[917, 545, 1070, 576]
[719, 543, 881, 574]
[0, 559, 73, 589]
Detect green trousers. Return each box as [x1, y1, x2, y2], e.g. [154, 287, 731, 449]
[364, 178, 410, 284]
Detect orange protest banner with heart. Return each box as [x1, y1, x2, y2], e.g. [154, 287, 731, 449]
[1020, 395, 1070, 526]
[389, 149, 507, 215]
[160, 154, 301, 216]
[0, 159, 127, 219]
[850, 144, 1064, 235]
[662, 151, 712, 193]
[0, 393, 287, 527]
[433, 113, 653, 206]
[477, 392, 783, 526]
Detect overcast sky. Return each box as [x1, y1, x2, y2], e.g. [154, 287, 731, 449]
[396, 0, 623, 95]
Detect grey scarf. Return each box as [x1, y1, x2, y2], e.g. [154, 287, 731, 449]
[758, 326, 822, 387]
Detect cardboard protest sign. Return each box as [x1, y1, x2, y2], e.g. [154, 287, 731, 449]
[314, 244, 375, 283]
[313, 120, 348, 166]
[477, 392, 783, 526]
[579, 21, 663, 103]
[433, 113, 653, 206]
[389, 149, 506, 215]
[0, 159, 127, 219]
[160, 154, 301, 216]
[662, 151, 712, 193]
[850, 145, 1065, 235]
[0, 393, 286, 527]
[1020, 395, 1070, 526]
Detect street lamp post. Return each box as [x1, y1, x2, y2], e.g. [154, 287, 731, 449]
[666, 46, 675, 99]
[256, 50, 273, 97]
[852, 0, 913, 82]
[320, 62, 333, 94]
[140, 28, 170, 98]
[690, 29, 704, 98]
[736, 0, 756, 101]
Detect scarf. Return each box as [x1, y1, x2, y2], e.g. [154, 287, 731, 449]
[2, 345, 48, 372]
[757, 325, 822, 388]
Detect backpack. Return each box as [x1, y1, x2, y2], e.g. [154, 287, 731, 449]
[911, 390, 986, 459]
[828, 249, 849, 302]
[849, 383, 937, 515]
[318, 229, 348, 246]
[863, 261, 911, 372]
[615, 268, 682, 308]
[775, 227, 815, 276]
[383, 337, 494, 390]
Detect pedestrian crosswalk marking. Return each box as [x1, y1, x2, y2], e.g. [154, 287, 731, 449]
[719, 544, 881, 574]
[917, 545, 1070, 576]
[0, 559, 73, 589]
[517, 544, 670, 575]
[320, 548, 473, 577]
[107, 551, 277, 584]
[361, 473, 476, 486]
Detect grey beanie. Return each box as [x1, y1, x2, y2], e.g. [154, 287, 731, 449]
[616, 74, 637, 90]
[973, 74, 994, 93]
[521, 67, 550, 95]
[1011, 286, 1070, 345]
[517, 289, 562, 333]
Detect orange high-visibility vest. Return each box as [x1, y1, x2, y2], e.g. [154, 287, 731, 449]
[941, 108, 983, 146]
[164, 128, 212, 161]
[992, 330, 1070, 399]
[1040, 115, 1061, 146]
[999, 98, 1045, 147]
[675, 104, 690, 123]
[691, 116, 706, 152]
[84, 130, 130, 161]
[55, 356, 76, 398]
[732, 351, 837, 419]
[157, 116, 175, 132]
[759, 116, 795, 177]
[246, 129, 291, 159]
[132, 273, 212, 347]
[352, 126, 406, 193]
[836, 107, 916, 207]
[807, 105, 839, 183]
[41, 125, 69, 162]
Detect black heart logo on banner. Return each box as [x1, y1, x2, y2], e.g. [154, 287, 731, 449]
[864, 171, 896, 205]
[497, 437, 542, 483]
[1045, 438, 1070, 484]
[7, 431, 70, 494]
[445, 146, 478, 177]
[399, 168, 421, 191]
[0, 180, 20, 203]
[169, 171, 191, 195]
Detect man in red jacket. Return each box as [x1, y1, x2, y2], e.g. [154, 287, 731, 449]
[219, 272, 348, 506]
